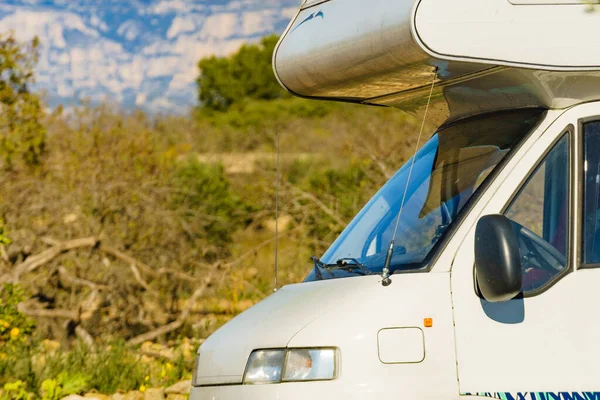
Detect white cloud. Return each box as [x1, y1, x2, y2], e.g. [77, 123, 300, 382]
[0, 0, 300, 112]
[56, 82, 72, 97]
[119, 55, 145, 88]
[0, 10, 98, 47]
[167, 15, 198, 39]
[58, 53, 69, 64]
[150, 0, 193, 15]
[169, 66, 198, 91]
[281, 7, 297, 19]
[0, 4, 15, 13]
[48, 23, 66, 48]
[135, 93, 147, 106]
[200, 13, 237, 39]
[166, 37, 245, 95]
[146, 56, 181, 78]
[142, 42, 174, 56]
[117, 20, 142, 41]
[148, 96, 179, 113]
[241, 10, 277, 36]
[89, 14, 108, 31]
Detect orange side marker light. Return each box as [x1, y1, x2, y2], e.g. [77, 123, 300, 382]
[424, 318, 433, 328]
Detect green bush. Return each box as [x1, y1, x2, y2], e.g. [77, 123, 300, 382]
[1, 380, 30, 400]
[197, 35, 286, 111]
[40, 342, 146, 395]
[170, 160, 254, 255]
[0, 219, 10, 246]
[0, 33, 46, 168]
[288, 159, 374, 244]
[144, 355, 190, 390]
[0, 339, 193, 397]
[39, 372, 88, 400]
[39, 379, 59, 400]
[0, 285, 35, 344]
[197, 97, 336, 130]
[0, 339, 34, 389]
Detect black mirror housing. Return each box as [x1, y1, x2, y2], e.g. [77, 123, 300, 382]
[475, 214, 522, 302]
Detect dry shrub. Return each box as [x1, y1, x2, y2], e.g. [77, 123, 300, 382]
[0, 98, 420, 344]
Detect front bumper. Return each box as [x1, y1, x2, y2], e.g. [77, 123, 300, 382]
[191, 381, 397, 400]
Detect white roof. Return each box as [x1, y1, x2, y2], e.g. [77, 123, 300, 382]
[416, 0, 600, 70]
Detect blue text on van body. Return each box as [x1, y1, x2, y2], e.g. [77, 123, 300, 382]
[465, 392, 600, 400]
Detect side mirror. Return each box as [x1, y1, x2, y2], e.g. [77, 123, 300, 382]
[475, 214, 522, 302]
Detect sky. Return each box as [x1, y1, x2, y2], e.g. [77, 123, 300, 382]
[0, 0, 300, 113]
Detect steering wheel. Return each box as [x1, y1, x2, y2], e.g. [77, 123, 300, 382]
[513, 223, 567, 273]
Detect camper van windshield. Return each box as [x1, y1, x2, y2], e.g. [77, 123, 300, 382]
[306, 109, 546, 281]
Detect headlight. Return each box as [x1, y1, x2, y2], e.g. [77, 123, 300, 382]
[243, 349, 286, 384]
[243, 348, 338, 384]
[283, 349, 337, 381]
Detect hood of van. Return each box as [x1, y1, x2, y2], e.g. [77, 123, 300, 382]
[194, 276, 373, 386]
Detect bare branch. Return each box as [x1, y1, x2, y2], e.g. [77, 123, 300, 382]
[217, 226, 299, 290]
[13, 234, 265, 345]
[285, 183, 347, 227]
[140, 348, 178, 362]
[155, 268, 203, 283]
[127, 320, 183, 347]
[80, 289, 101, 321]
[42, 236, 202, 283]
[58, 266, 108, 290]
[130, 264, 159, 296]
[0, 244, 9, 263]
[100, 244, 201, 282]
[12, 237, 99, 281]
[98, 244, 158, 278]
[18, 303, 79, 320]
[364, 146, 392, 179]
[75, 326, 96, 350]
[126, 268, 217, 347]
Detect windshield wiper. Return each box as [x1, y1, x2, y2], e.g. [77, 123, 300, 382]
[311, 257, 373, 277]
[327, 258, 372, 276]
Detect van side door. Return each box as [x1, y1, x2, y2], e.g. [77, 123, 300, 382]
[450, 104, 600, 398]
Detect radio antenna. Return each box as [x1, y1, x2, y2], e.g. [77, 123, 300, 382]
[381, 67, 438, 287]
[273, 131, 281, 292]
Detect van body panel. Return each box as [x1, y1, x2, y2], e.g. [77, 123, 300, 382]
[414, 0, 600, 70]
[191, 379, 460, 400]
[287, 272, 458, 399]
[195, 277, 371, 385]
[508, 0, 580, 3]
[193, 274, 458, 399]
[450, 103, 600, 392]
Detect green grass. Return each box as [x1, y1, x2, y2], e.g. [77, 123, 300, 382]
[0, 339, 192, 398]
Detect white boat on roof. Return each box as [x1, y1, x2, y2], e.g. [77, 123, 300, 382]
[274, 0, 600, 123]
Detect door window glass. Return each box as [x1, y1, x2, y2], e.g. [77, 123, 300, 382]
[505, 134, 569, 292]
[583, 121, 600, 265]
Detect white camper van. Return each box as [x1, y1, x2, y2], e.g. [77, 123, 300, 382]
[190, 0, 600, 399]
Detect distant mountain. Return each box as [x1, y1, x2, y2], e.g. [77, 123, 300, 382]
[0, 0, 299, 113]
